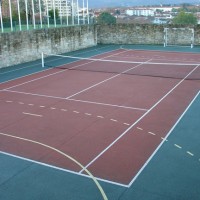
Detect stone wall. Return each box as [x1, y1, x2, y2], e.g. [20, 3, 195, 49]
[97, 24, 200, 46]
[0, 25, 97, 68]
[0, 24, 200, 68]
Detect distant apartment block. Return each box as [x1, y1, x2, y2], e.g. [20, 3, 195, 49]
[46, 0, 72, 17]
[126, 8, 154, 17]
[125, 6, 180, 17]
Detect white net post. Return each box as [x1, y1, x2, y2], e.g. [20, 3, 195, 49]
[191, 29, 194, 48]
[42, 52, 45, 68]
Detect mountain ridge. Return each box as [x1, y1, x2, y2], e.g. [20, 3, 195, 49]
[89, 0, 198, 8]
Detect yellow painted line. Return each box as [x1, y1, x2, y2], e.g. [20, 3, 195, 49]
[0, 132, 108, 200]
[174, 144, 182, 149]
[187, 151, 194, 156]
[22, 112, 43, 117]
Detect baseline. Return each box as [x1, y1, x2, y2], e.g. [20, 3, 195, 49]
[80, 64, 200, 173]
[128, 90, 200, 187]
[0, 132, 108, 200]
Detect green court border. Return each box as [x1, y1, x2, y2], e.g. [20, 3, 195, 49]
[0, 45, 200, 200]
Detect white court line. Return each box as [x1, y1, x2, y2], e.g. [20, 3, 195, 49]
[22, 112, 43, 117]
[0, 150, 128, 188]
[1, 89, 147, 111]
[0, 45, 115, 76]
[174, 144, 182, 149]
[120, 46, 200, 55]
[79, 65, 200, 175]
[69, 98, 148, 111]
[187, 151, 194, 156]
[2, 50, 125, 90]
[128, 89, 200, 187]
[65, 58, 152, 99]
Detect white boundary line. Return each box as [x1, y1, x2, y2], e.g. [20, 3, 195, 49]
[65, 59, 152, 99]
[128, 90, 200, 187]
[1, 89, 147, 111]
[79, 64, 200, 174]
[0, 151, 128, 188]
[22, 112, 43, 117]
[120, 45, 200, 55]
[0, 45, 118, 85]
[3, 49, 128, 91]
[68, 98, 148, 111]
[0, 45, 115, 76]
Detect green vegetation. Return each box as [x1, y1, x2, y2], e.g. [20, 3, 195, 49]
[48, 9, 59, 19]
[97, 12, 116, 25]
[172, 11, 198, 25]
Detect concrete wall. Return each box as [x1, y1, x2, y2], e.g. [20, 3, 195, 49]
[0, 24, 200, 68]
[0, 25, 97, 68]
[97, 24, 200, 46]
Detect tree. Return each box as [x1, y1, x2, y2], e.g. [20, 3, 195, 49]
[19, 0, 45, 21]
[97, 12, 116, 25]
[48, 9, 59, 20]
[172, 11, 197, 25]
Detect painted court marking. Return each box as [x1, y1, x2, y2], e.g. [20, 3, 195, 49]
[65, 58, 153, 100]
[0, 132, 108, 200]
[79, 65, 200, 175]
[22, 112, 43, 117]
[0, 150, 128, 188]
[128, 90, 200, 187]
[1, 89, 147, 111]
[3, 99, 134, 127]
[3, 49, 127, 91]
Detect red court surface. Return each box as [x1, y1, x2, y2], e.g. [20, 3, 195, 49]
[0, 48, 200, 187]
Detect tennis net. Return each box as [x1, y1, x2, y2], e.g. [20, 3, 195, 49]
[42, 52, 200, 80]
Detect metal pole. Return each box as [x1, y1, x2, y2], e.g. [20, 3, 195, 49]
[39, 0, 43, 28]
[31, 0, 36, 29]
[86, 0, 89, 24]
[53, 0, 56, 27]
[25, 0, 29, 30]
[8, 0, 13, 31]
[82, 0, 85, 24]
[66, 0, 68, 26]
[77, 0, 79, 25]
[59, 0, 62, 25]
[17, 0, 21, 31]
[45, 0, 49, 28]
[0, 0, 4, 33]
[72, 0, 74, 25]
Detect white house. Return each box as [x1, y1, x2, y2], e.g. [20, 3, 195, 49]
[126, 8, 154, 17]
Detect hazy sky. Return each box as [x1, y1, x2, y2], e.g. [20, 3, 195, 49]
[89, 0, 198, 8]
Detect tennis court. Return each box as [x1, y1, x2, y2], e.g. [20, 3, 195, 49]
[0, 45, 200, 200]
